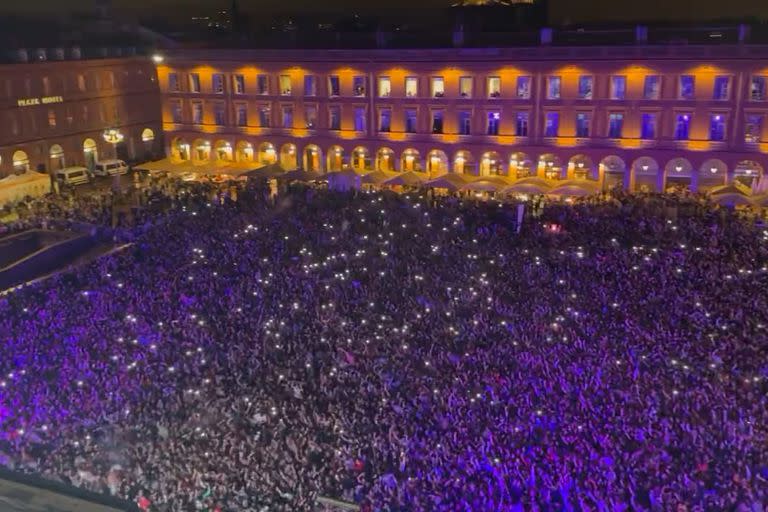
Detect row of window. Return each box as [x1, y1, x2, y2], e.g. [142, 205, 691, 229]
[6, 103, 122, 137]
[169, 71, 768, 102]
[2, 69, 152, 99]
[168, 100, 764, 143]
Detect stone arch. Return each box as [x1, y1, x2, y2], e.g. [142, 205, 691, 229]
[664, 158, 693, 193]
[733, 160, 763, 188]
[236, 141, 254, 163]
[12, 150, 30, 173]
[280, 143, 298, 170]
[698, 159, 727, 192]
[351, 146, 370, 171]
[303, 144, 322, 172]
[631, 157, 660, 193]
[83, 138, 98, 170]
[49, 144, 65, 171]
[258, 142, 277, 165]
[327, 145, 344, 171]
[172, 138, 190, 162]
[214, 140, 233, 162]
[192, 139, 211, 163]
[569, 154, 596, 181]
[480, 151, 503, 176]
[599, 155, 626, 191]
[538, 153, 563, 180]
[427, 149, 448, 175]
[509, 152, 532, 179]
[453, 150, 475, 175]
[376, 147, 395, 172]
[401, 148, 421, 172]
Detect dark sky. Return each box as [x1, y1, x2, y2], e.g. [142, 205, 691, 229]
[2, 0, 767, 23]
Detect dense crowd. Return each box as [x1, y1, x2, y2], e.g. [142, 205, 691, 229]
[0, 182, 767, 511]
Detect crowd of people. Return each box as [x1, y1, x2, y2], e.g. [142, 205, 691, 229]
[0, 180, 767, 511]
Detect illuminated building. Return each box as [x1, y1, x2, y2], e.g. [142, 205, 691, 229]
[157, 28, 768, 193]
[0, 48, 163, 178]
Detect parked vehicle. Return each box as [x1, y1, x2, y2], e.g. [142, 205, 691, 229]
[92, 159, 128, 177]
[55, 167, 90, 186]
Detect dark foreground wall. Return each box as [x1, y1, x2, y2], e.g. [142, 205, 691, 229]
[0, 466, 138, 512]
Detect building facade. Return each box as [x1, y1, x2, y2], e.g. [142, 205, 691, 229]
[157, 42, 768, 193]
[0, 50, 163, 178]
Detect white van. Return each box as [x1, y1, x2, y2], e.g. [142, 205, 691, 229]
[93, 159, 128, 177]
[55, 167, 90, 186]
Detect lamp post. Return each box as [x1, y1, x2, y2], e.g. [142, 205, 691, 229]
[103, 128, 124, 159]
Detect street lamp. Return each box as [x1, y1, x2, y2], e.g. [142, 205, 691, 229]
[102, 128, 124, 159]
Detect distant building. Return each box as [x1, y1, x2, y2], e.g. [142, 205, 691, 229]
[155, 24, 768, 193]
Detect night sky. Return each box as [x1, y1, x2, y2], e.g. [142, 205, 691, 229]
[1, 0, 767, 23]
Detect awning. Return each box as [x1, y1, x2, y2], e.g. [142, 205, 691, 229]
[242, 163, 286, 179]
[423, 173, 469, 191]
[278, 169, 322, 182]
[361, 170, 396, 185]
[382, 172, 427, 187]
[547, 184, 596, 197]
[502, 182, 550, 195]
[713, 193, 754, 206]
[461, 177, 509, 192]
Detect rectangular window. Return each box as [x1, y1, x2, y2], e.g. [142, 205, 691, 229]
[305, 105, 317, 129]
[713, 75, 730, 100]
[547, 76, 561, 99]
[750, 76, 767, 101]
[378, 76, 391, 97]
[516, 76, 531, 99]
[354, 107, 366, 131]
[282, 106, 293, 128]
[233, 74, 245, 94]
[77, 74, 86, 92]
[329, 106, 341, 130]
[745, 114, 763, 143]
[458, 110, 471, 135]
[47, 109, 56, 128]
[576, 112, 591, 137]
[643, 75, 661, 100]
[353, 76, 366, 97]
[328, 75, 340, 97]
[258, 105, 271, 127]
[432, 110, 444, 133]
[405, 108, 417, 133]
[515, 112, 529, 137]
[675, 113, 691, 140]
[459, 76, 472, 98]
[212, 73, 225, 93]
[405, 76, 418, 97]
[679, 75, 695, 99]
[192, 102, 203, 124]
[640, 113, 657, 139]
[544, 112, 559, 137]
[214, 103, 226, 125]
[304, 75, 317, 96]
[189, 73, 201, 93]
[487, 111, 500, 135]
[236, 104, 247, 126]
[608, 113, 624, 138]
[488, 76, 501, 98]
[171, 101, 182, 123]
[279, 75, 291, 95]
[578, 76, 593, 99]
[379, 108, 391, 132]
[107, 71, 115, 89]
[431, 77, 445, 98]
[81, 105, 89, 123]
[65, 107, 73, 125]
[257, 74, 269, 95]
[610, 76, 627, 100]
[709, 114, 726, 141]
